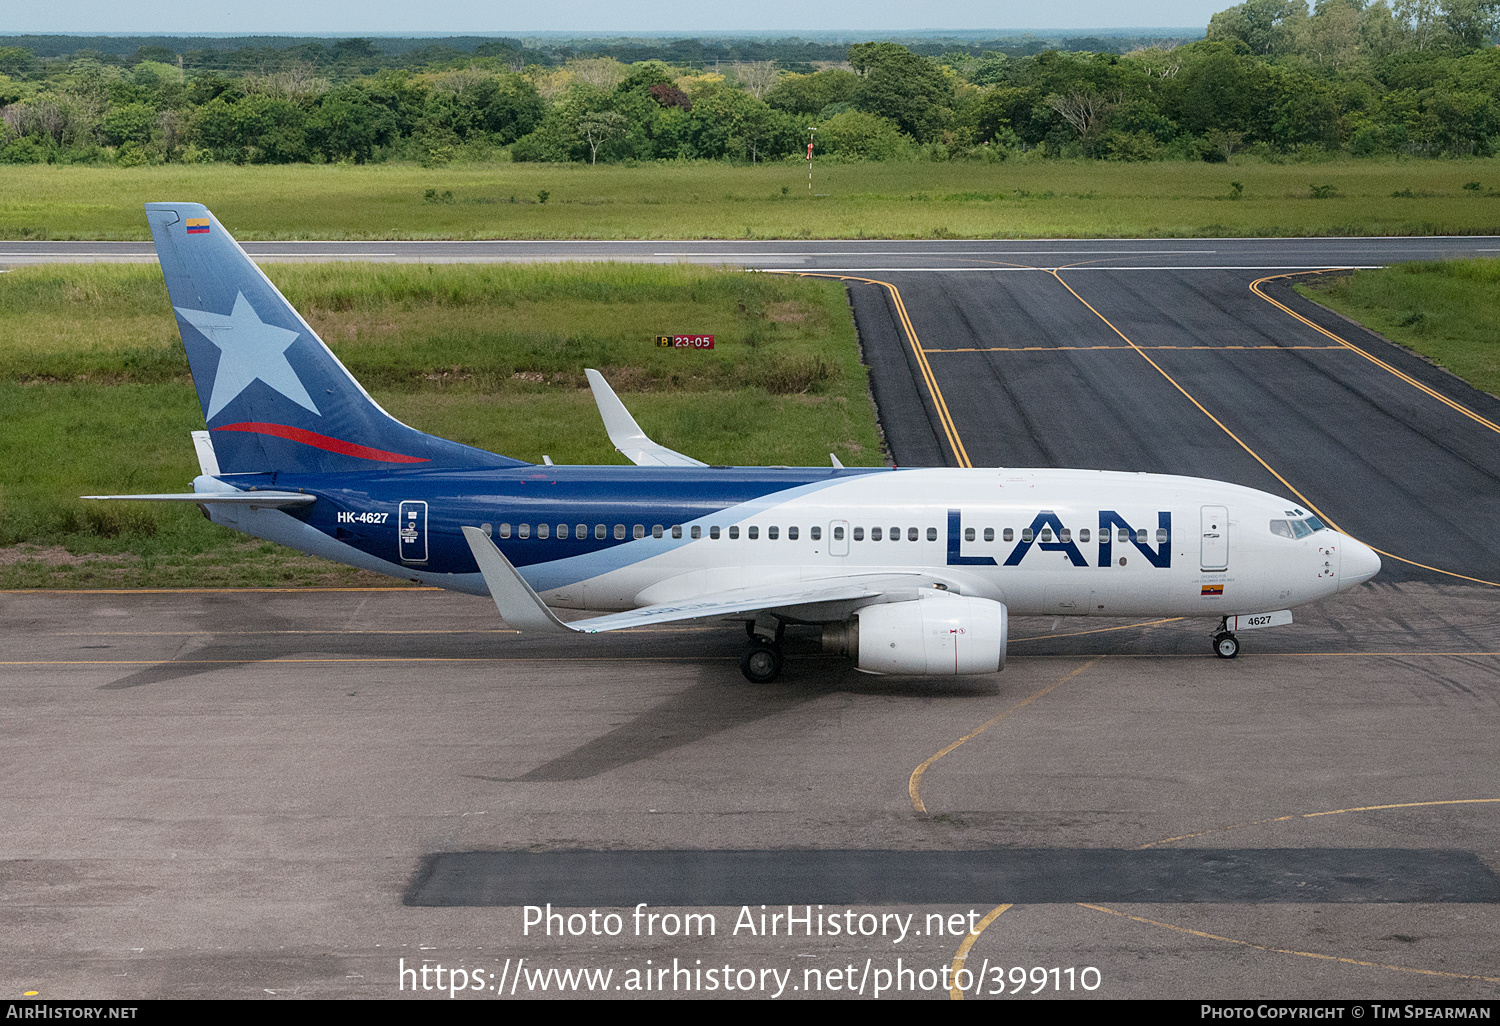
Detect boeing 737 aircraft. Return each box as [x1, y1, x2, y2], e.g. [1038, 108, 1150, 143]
[87, 204, 1381, 682]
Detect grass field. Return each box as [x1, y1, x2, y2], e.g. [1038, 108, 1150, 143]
[0, 262, 884, 588]
[4, 159, 1500, 240]
[1297, 259, 1500, 398]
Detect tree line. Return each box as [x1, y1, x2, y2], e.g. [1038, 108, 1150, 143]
[2, 0, 1499, 167]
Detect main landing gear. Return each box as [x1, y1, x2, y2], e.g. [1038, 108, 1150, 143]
[1212, 617, 1240, 659]
[740, 618, 785, 683]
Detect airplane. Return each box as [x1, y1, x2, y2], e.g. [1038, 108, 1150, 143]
[85, 203, 1382, 683]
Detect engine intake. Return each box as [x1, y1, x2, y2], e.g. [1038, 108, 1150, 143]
[823, 593, 1008, 676]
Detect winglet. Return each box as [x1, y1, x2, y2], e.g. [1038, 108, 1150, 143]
[462, 526, 578, 634]
[585, 368, 707, 467]
[830, 453, 844, 469]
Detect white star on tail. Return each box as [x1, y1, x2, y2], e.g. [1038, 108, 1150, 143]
[175, 292, 320, 421]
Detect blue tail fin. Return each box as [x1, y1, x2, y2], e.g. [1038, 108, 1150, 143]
[145, 203, 524, 475]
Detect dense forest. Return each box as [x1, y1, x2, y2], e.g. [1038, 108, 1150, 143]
[2, 1, 1499, 166]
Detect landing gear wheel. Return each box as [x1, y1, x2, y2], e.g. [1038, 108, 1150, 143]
[740, 645, 783, 683]
[1213, 631, 1240, 659]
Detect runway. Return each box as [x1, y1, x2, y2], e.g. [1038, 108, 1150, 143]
[2, 235, 1497, 268]
[4, 237, 1500, 999]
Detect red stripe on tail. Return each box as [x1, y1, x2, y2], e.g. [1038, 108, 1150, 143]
[213, 422, 430, 463]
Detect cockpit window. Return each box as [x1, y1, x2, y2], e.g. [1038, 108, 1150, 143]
[1272, 518, 1321, 539]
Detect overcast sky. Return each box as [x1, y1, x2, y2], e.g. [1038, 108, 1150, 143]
[7, 1, 1223, 36]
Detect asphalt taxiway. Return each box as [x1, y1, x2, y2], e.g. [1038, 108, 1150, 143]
[2, 584, 1498, 999]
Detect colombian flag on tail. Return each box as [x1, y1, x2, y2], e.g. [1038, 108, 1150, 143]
[185, 217, 210, 235]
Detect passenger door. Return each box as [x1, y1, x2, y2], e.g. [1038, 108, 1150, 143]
[1200, 505, 1228, 571]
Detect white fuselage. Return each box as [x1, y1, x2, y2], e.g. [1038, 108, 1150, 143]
[519, 469, 1378, 619]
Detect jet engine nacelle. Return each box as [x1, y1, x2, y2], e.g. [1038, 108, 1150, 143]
[824, 592, 1008, 675]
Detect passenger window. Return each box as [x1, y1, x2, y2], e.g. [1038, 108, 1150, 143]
[518, 523, 530, 539]
[769, 526, 780, 540]
[1021, 528, 1034, 543]
[926, 527, 936, 541]
[556, 524, 568, 539]
[710, 526, 720, 540]
[1003, 528, 1013, 542]
[728, 525, 739, 539]
[1156, 528, 1168, 544]
[748, 526, 759, 540]
[537, 523, 549, 539]
[499, 523, 512, 539]
[965, 527, 975, 542]
[1059, 528, 1071, 543]
[984, 528, 994, 542]
[1136, 529, 1148, 544]
[890, 527, 900, 541]
[480, 522, 492, 537]
[852, 527, 863, 541]
[614, 524, 626, 540]
[653, 525, 663, 539]
[634, 525, 645, 539]
[691, 525, 702, 539]
[576, 524, 587, 540]
[595, 524, 606, 540]
[908, 527, 918, 541]
[1079, 528, 1090, 543]
[789, 526, 799, 541]
[871, 527, 882, 541]
[810, 526, 821, 541]
[672, 525, 682, 539]
[1118, 529, 1129, 543]
[834, 526, 844, 540]
[1270, 520, 1293, 538]
[1040, 528, 1053, 542]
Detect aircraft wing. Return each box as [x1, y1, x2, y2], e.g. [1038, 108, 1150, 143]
[463, 526, 884, 634]
[586, 369, 707, 467]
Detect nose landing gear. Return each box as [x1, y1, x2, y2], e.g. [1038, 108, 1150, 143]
[1212, 617, 1239, 659]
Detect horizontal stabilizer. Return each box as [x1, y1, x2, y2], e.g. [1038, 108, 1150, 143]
[585, 369, 707, 468]
[83, 491, 316, 507]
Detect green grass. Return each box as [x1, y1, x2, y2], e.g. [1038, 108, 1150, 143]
[4, 159, 1500, 240]
[1297, 259, 1500, 397]
[0, 261, 884, 588]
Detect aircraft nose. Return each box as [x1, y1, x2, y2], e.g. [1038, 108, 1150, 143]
[1338, 535, 1381, 590]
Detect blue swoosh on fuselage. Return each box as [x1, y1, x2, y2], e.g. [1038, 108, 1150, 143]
[226, 464, 891, 578]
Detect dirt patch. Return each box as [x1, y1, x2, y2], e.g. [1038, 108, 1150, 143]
[0, 545, 119, 567]
[303, 310, 402, 343]
[764, 301, 812, 324]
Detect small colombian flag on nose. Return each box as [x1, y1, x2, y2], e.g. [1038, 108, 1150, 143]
[186, 217, 210, 234]
[1201, 584, 1224, 596]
